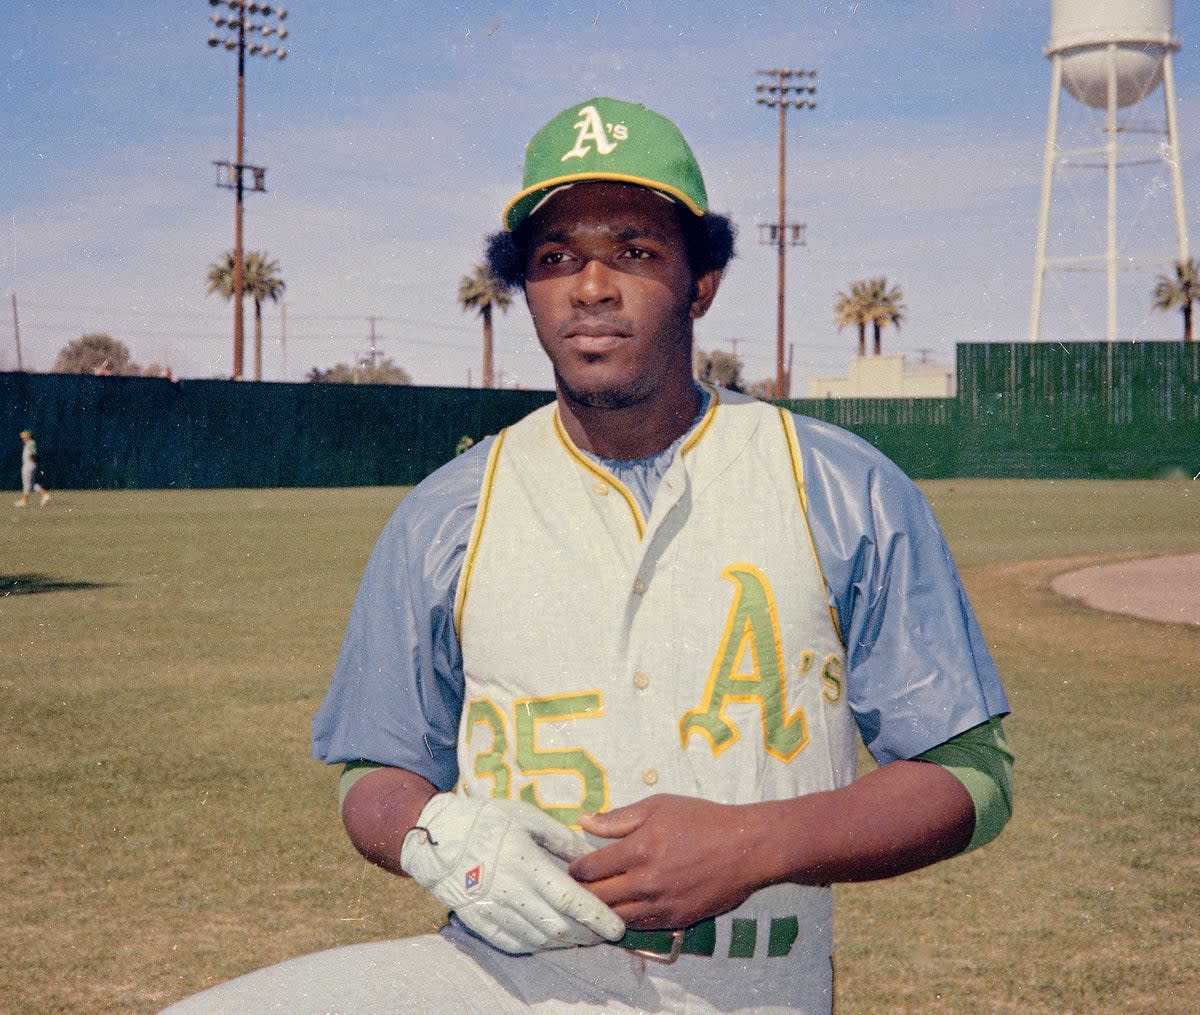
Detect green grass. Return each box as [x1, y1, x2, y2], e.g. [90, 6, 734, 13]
[2, 481, 1198, 1014]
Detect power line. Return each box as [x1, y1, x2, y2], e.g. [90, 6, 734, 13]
[12, 293, 553, 368]
[14, 298, 504, 334]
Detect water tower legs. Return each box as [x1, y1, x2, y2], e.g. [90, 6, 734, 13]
[1162, 51, 1190, 263]
[1028, 48, 1188, 343]
[1106, 44, 1118, 345]
[1029, 55, 1063, 343]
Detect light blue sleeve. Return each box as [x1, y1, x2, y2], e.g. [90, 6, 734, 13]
[309, 439, 492, 789]
[312, 412, 1009, 784]
[794, 415, 1010, 765]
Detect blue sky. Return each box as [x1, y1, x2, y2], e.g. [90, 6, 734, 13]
[4, 1, 1200, 391]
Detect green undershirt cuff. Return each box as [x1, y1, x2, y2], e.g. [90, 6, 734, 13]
[338, 760, 385, 809]
[335, 719, 1015, 854]
[917, 716, 1015, 853]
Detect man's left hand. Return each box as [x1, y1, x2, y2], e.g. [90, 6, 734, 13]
[568, 794, 767, 930]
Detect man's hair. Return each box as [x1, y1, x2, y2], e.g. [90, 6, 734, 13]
[485, 207, 737, 292]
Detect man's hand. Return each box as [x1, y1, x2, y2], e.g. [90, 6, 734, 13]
[570, 763, 976, 931]
[400, 794, 625, 955]
[569, 794, 766, 930]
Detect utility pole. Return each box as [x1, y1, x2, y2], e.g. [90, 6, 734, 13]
[279, 299, 287, 381]
[10, 292, 21, 371]
[351, 317, 385, 382]
[756, 67, 816, 399]
[366, 317, 381, 369]
[207, 0, 288, 380]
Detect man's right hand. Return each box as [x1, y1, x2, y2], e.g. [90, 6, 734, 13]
[400, 793, 625, 955]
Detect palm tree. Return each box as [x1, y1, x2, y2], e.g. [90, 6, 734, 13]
[864, 277, 906, 356]
[206, 251, 286, 380]
[458, 264, 512, 389]
[834, 280, 872, 358]
[1152, 257, 1199, 342]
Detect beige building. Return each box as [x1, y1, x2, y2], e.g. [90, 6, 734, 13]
[807, 354, 954, 399]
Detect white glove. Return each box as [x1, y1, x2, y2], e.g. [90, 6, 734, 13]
[400, 793, 625, 955]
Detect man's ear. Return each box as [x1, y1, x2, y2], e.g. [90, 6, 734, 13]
[689, 270, 722, 320]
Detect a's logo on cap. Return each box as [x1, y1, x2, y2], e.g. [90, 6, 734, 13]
[464, 864, 482, 892]
[561, 104, 629, 162]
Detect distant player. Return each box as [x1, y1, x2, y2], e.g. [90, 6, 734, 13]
[161, 97, 1013, 1015]
[15, 430, 50, 507]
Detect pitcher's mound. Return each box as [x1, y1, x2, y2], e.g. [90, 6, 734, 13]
[1051, 554, 1200, 627]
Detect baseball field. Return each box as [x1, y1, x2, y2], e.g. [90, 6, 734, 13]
[2, 479, 1197, 1015]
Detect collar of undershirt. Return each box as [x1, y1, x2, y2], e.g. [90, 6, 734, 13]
[581, 384, 712, 516]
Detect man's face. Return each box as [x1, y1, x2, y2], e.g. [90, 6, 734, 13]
[521, 182, 717, 410]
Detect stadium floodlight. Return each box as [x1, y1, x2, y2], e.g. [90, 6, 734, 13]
[204, 0, 289, 380]
[754, 67, 817, 399]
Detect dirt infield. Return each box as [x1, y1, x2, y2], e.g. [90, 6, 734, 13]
[1051, 553, 1200, 627]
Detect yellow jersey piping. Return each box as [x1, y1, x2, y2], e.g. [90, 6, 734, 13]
[680, 382, 720, 455]
[552, 410, 646, 539]
[778, 407, 845, 646]
[454, 428, 508, 639]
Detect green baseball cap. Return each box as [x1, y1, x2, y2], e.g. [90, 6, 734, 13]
[501, 97, 708, 232]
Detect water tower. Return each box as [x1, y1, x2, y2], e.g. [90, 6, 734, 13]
[1029, 0, 1189, 342]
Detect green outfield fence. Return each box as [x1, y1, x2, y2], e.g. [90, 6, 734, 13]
[1, 373, 553, 490]
[951, 341, 1199, 477]
[781, 394, 959, 479]
[3, 341, 1197, 490]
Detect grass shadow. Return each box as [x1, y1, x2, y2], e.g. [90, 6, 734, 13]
[1, 573, 116, 597]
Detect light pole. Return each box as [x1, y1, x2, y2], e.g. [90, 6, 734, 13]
[10, 293, 21, 371]
[756, 68, 816, 399]
[207, 0, 287, 380]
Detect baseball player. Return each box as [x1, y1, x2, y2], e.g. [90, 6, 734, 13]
[15, 430, 50, 507]
[161, 97, 1012, 1015]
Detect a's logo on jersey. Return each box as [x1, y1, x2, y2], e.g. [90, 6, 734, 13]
[680, 563, 809, 761]
[561, 104, 628, 162]
[464, 864, 482, 892]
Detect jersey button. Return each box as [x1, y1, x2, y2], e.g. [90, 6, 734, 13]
[593, 482, 609, 495]
[632, 579, 647, 597]
[633, 672, 650, 691]
[641, 768, 659, 786]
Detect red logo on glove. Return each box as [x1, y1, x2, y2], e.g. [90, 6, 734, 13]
[464, 865, 482, 892]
